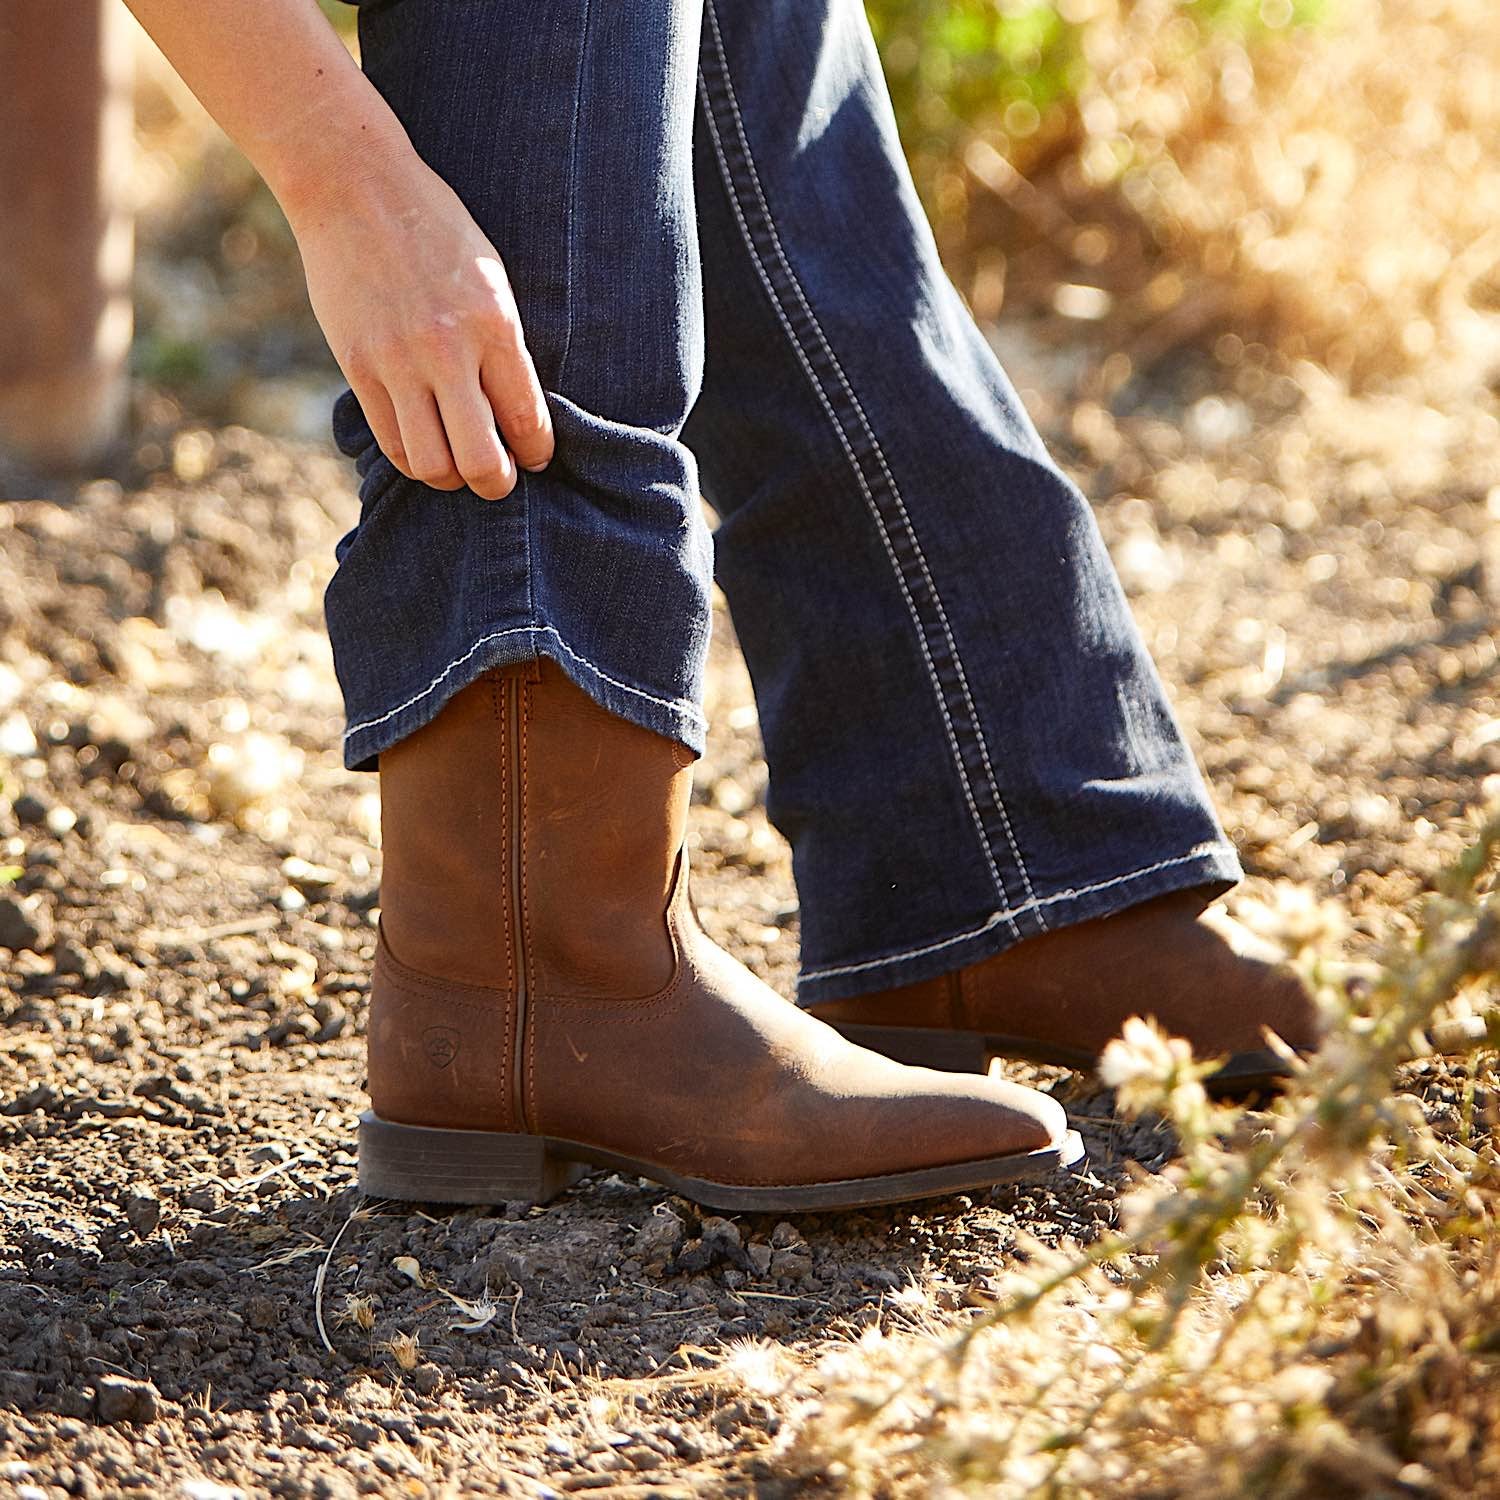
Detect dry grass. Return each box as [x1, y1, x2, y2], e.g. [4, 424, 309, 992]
[781, 821, 1500, 1497]
[959, 0, 1500, 396]
[1132, 0, 1500, 388]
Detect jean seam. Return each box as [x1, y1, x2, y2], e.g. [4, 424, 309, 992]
[799, 842, 1231, 983]
[521, 471, 536, 632]
[553, 0, 593, 390]
[342, 622, 707, 742]
[696, 0, 1036, 934]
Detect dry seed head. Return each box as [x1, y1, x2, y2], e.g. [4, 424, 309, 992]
[722, 1338, 792, 1398]
[1234, 883, 1351, 954]
[341, 1293, 376, 1332]
[386, 1330, 420, 1371]
[1097, 1015, 1211, 1127]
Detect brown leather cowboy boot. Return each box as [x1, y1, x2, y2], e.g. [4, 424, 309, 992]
[807, 890, 1320, 1096]
[358, 660, 1081, 1210]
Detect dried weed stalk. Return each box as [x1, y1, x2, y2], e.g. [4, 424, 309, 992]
[791, 812, 1500, 1497]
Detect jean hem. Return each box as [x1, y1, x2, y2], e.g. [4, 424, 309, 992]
[793, 841, 1244, 1007]
[340, 622, 707, 771]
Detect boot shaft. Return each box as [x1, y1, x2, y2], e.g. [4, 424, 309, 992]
[370, 659, 693, 1131]
[379, 659, 691, 995]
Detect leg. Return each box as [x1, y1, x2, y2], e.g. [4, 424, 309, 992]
[327, 0, 1079, 1207]
[686, 0, 1315, 1083]
[687, 0, 1240, 999]
[326, 0, 714, 768]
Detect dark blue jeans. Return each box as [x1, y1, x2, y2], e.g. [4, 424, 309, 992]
[326, 0, 1242, 1006]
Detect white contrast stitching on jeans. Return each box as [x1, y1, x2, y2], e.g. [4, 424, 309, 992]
[553, 0, 593, 388]
[860, 421, 1042, 919]
[696, 21, 1009, 923]
[342, 623, 707, 742]
[698, 1, 1036, 929]
[798, 843, 1229, 983]
[728, 116, 1041, 917]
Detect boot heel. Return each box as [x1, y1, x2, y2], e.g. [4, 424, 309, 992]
[357, 1111, 591, 1206]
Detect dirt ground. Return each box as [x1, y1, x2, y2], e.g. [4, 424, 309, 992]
[3, 330, 1498, 1497]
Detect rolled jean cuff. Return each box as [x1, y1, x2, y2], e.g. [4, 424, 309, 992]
[325, 395, 715, 772]
[338, 622, 708, 772]
[793, 840, 1244, 1007]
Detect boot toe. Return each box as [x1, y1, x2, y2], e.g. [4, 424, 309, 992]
[1259, 969, 1320, 1054]
[1191, 947, 1320, 1058]
[975, 1074, 1069, 1155]
[899, 1069, 1069, 1166]
[1199, 909, 1322, 1052]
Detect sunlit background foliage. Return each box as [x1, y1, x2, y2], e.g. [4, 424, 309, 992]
[869, 0, 1324, 180]
[857, 0, 1500, 397]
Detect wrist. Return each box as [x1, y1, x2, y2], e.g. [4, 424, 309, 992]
[267, 115, 420, 231]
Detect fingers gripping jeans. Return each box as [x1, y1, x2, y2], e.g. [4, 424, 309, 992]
[326, 0, 1243, 1005]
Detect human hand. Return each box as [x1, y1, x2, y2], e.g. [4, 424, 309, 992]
[291, 148, 553, 500]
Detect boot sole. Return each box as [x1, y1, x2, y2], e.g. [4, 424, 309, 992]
[357, 1110, 1085, 1212]
[824, 1023, 1294, 1100]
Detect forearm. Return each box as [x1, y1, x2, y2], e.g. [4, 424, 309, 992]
[123, 0, 412, 223]
[126, 0, 555, 494]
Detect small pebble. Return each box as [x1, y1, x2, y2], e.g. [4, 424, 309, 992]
[281, 855, 339, 898]
[244, 1295, 280, 1331]
[0, 892, 51, 953]
[94, 1374, 160, 1426]
[630, 1209, 685, 1274]
[699, 1215, 742, 1251]
[124, 1187, 162, 1238]
[44, 805, 77, 837]
[12, 793, 48, 826]
[770, 1221, 804, 1250]
[771, 1247, 815, 1283]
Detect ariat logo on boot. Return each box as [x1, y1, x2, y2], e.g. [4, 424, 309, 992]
[422, 1026, 461, 1069]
